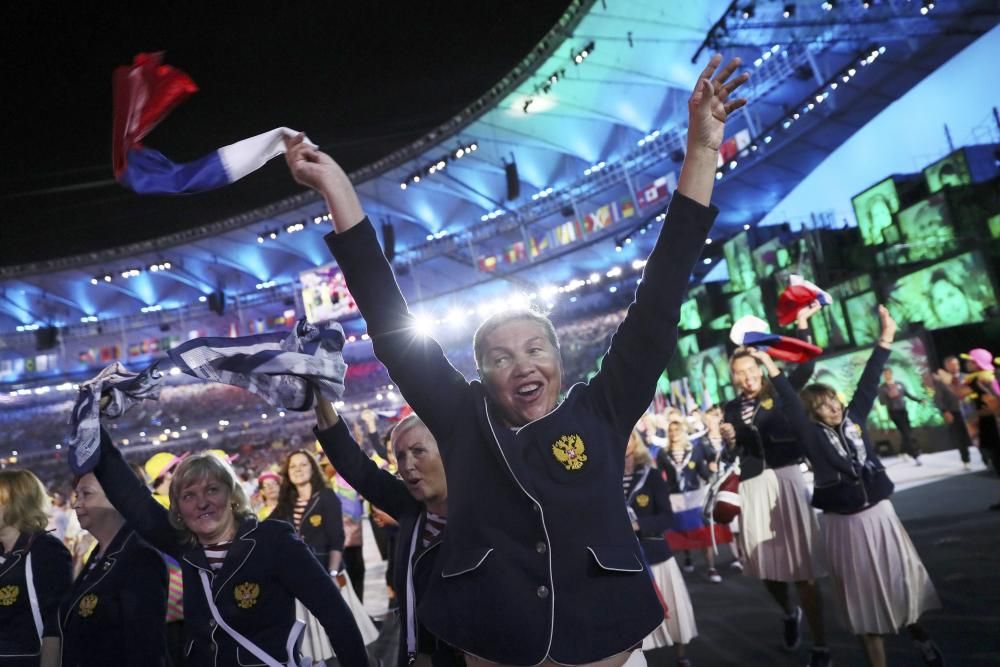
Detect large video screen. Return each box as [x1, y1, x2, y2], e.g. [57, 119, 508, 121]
[685, 345, 734, 409]
[752, 237, 787, 280]
[887, 193, 958, 264]
[852, 177, 902, 246]
[810, 302, 850, 350]
[729, 285, 767, 323]
[845, 291, 879, 346]
[300, 265, 357, 323]
[924, 149, 972, 194]
[886, 251, 998, 331]
[723, 232, 756, 293]
[677, 334, 699, 358]
[812, 336, 941, 429]
[679, 298, 702, 331]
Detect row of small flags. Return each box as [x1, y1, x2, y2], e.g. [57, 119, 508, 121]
[477, 171, 676, 273]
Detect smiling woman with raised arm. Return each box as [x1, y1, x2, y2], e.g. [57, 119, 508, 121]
[90, 429, 370, 667]
[286, 54, 748, 667]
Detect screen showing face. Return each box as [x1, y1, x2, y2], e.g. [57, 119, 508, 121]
[685, 345, 734, 409]
[811, 336, 941, 429]
[729, 286, 767, 323]
[845, 291, 879, 346]
[752, 237, 787, 279]
[679, 298, 702, 330]
[924, 150, 971, 194]
[723, 232, 756, 293]
[678, 334, 699, 358]
[852, 177, 900, 246]
[886, 251, 998, 330]
[891, 193, 957, 263]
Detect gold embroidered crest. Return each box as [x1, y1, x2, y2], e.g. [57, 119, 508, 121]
[0, 585, 18, 606]
[760, 398, 774, 410]
[551, 434, 587, 471]
[688, 461, 696, 470]
[309, 515, 322, 527]
[636, 494, 650, 508]
[234, 582, 260, 609]
[78, 593, 98, 618]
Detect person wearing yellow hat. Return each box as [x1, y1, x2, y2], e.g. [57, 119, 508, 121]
[144, 453, 182, 509]
[255, 471, 281, 520]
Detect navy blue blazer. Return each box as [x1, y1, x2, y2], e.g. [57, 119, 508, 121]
[271, 487, 345, 566]
[325, 192, 716, 665]
[723, 331, 816, 481]
[57, 528, 167, 667]
[0, 531, 72, 664]
[773, 345, 895, 514]
[92, 429, 369, 667]
[656, 443, 711, 493]
[316, 419, 459, 667]
[625, 466, 674, 564]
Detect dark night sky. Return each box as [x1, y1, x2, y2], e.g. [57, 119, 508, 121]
[0, 1, 572, 265]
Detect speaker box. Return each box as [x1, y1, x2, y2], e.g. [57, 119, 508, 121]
[207, 291, 226, 316]
[505, 159, 520, 201]
[35, 326, 60, 351]
[382, 222, 396, 262]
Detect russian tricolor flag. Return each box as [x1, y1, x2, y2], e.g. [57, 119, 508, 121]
[776, 274, 833, 326]
[112, 53, 312, 195]
[730, 315, 823, 363]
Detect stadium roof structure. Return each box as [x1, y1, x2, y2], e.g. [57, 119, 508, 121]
[0, 0, 997, 338]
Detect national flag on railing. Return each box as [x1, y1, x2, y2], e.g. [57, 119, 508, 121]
[113, 52, 313, 195]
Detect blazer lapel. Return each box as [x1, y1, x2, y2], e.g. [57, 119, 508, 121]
[210, 519, 258, 599]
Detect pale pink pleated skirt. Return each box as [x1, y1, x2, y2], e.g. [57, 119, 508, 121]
[738, 465, 826, 582]
[821, 499, 941, 634]
[642, 556, 698, 649]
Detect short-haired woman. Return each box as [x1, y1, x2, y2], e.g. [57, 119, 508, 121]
[91, 428, 369, 666]
[285, 54, 748, 666]
[55, 473, 168, 667]
[314, 396, 459, 667]
[624, 432, 697, 667]
[756, 306, 944, 667]
[0, 470, 72, 667]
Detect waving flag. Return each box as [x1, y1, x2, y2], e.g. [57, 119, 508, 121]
[730, 315, 823, 363]
[113, 52, 313, 195]
[776, 274, 834, 326]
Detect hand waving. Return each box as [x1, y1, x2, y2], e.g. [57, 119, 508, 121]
[688, 54, 750, 151]
[284, 133, 340, 196]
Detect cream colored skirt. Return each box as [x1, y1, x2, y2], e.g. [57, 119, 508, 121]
[738, 465, 826, 582]
[822, 499, 941, 634]
[296, 574, 379, 661]
[642, 556, 698, 649]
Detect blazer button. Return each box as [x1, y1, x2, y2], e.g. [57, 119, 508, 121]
[208, 620, 217, 629]
[531, 504, 539, 513]
[536, 585, 549, 599]
[535, 542, 547, 554]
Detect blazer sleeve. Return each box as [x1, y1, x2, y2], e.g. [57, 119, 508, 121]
[315, 420, 417, 520]
[587, 193, 717, 437]
[847, 346, 892, 421]
[92, 428, 182, 558]
[787, 328, 817, 391]
[324, 220, 472, 445]
[273, 522, 368, 665]
[635, 471, 673, 537]
[903, 384, 923, 402]
[321, 489, 345, 553]
[119, 544, 168, 664]
[772, 372, 856, 477]
[35, 535, 73, 639]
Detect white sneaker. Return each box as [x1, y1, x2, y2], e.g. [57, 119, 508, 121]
[707, 568, 722, 583]
[963, 462, 972, 471]
[730, 560, 744, 572]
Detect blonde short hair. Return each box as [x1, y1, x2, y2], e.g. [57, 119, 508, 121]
[473, 308, 560, 371]
[0, 470, 51, 533]
[168, 453, 253, 539]
[390, 414, 429, 448]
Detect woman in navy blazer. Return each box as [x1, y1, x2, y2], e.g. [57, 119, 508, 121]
[91, 428, 369, 667]
[285, 54, 748, 666]
[55, 473, 168, 667]
[314, 394, 460, 667]
[0, 470, 72, 667]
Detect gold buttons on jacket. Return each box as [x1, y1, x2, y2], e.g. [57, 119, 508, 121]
[535, 542, 547, 554]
